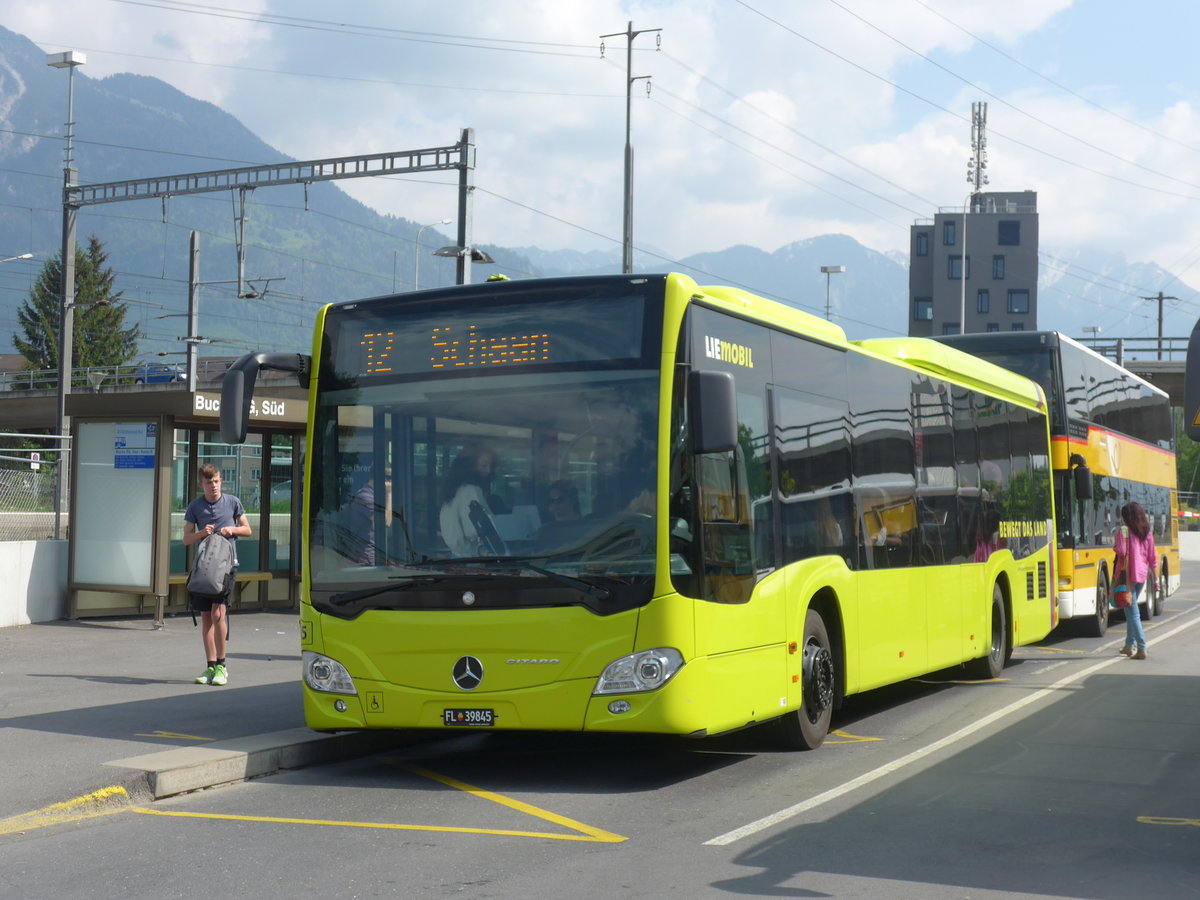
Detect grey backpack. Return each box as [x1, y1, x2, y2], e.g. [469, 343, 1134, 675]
[188, 534, 235, 596]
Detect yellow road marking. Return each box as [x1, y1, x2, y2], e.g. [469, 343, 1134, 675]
[6, 768, 627, 843]
[134, 730, 215, 741]
[132, 806, 621, 842]
[131, 764, 625, 843]
[1138, 816, 1200, 827]
[0, 786, 131, 836]
[824, 729, 882, 744]
[402, 764, 626, 842]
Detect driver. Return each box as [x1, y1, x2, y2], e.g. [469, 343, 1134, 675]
[439, 446, 506, 557]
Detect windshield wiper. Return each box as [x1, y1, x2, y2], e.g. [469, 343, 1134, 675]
[404, 556, 509, 568]
[404, 556, 612, 600]
[525, 565, 611, 601]
[328, 577, 440, 607]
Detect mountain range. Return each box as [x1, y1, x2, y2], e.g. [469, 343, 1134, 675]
[0, 23, 1196, 364]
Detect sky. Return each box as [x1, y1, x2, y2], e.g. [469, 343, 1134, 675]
[7, 0, 1200, 329]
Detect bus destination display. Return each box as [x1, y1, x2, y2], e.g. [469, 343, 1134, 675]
[333, 293, 649, 379]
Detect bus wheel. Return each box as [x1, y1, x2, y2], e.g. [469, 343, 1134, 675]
[968, 583, 1008, 679]
[1152, 564, 1166, 617]
[777, 609, 835, 751]
[1138, 586, 1153, 622]
[1084, 569, 1109, 638]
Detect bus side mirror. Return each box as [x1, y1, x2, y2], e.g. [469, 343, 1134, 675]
[689, 370, 737, 454]
[1187, 318, 1200, 440]
[1070, 454, 1092, 501]
[220, 352, 310, 444]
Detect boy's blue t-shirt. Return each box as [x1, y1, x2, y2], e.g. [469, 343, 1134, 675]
[185, 492, 245, 567]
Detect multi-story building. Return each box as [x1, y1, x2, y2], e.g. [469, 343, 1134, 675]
[909, 190, 1039, 337]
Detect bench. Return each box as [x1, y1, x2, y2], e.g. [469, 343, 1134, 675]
[168, 570, 274, 608]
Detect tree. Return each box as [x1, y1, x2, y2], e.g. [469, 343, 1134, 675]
[1176, 409, 1200, 506]
[12, 235, 140, 373]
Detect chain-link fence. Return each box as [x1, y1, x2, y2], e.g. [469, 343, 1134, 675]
[0, 438, 64, 541]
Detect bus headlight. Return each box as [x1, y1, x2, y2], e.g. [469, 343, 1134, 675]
[303, 650, 357, 695]
[593, 648, 684, 695]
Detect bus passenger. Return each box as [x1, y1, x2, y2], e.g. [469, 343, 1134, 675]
[344, 467, 391, 565]
[543, 479, 581, 522]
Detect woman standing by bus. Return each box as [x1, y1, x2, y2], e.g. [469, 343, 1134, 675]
[1114, 501, 1156, 660]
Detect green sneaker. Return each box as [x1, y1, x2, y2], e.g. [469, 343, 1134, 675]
[195, 665, 216, 685]
[210, 664, 228, 686]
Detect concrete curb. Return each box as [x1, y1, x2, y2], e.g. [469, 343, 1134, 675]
[104, 728, 403, 799]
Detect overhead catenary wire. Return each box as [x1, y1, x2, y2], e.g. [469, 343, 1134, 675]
[906, 0, 1200, 158]
[12, 0, 1199, 349]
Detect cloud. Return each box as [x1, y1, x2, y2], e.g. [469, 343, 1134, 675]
[8, 0, 1199, 277]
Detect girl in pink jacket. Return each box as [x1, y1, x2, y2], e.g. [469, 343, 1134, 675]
[1114, 501, 1156, 659]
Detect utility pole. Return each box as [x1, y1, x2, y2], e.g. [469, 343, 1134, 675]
[601, 22, 660, 274]
[1140, 291, 1177, 360]
[187, 231, 199, 393]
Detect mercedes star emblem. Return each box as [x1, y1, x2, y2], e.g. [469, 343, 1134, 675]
[452, 655, 484, 691]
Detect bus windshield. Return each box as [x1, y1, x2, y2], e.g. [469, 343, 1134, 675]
[306, 282, 663, 611]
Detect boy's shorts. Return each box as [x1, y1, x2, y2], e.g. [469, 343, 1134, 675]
[188, 567, 236, 612]
[188, 593, 229, 613]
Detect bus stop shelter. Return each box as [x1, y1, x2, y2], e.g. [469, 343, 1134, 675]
[0, 371, 306, 622]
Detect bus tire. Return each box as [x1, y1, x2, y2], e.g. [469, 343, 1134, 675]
[968, 583, 1008, 680]
[1152, 562, 1166, 617]
[1084, 569, 1109, 638]
[776, 608, 835, 751]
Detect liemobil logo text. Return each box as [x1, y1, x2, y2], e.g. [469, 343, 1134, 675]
[704, 335, 755, 368]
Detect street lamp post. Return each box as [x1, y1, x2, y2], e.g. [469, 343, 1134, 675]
[0, 253, 33, 264]
[47, 49, 85, 541]
[820, 265, 844, 320]
[414, 219, 451, 291]
[434, 245, 495, 284]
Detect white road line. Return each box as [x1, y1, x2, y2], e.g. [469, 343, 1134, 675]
[703, 610, 1200, 847]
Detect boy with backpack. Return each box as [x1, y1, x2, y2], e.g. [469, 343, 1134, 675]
[183, 463, 251, 685]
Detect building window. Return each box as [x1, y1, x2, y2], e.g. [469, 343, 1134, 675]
[1007, 289, 1030, 314]
[943, 220, 956, 246]
[915, 232, 929, 256]
[977, 289, 990, 314]
[993, 255, 1005, 279]
[943, 322, 960, 335]
[986, 323, 1000, 332]
[998, 220, 1020, 245]
[913, 297, 933, 321]
[948, 255, 970, 279]
[1011, 323, 1025, 331]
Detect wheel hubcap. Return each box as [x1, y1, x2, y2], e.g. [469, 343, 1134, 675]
[803, 639, 835, 718]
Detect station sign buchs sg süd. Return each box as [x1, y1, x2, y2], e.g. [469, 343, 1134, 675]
[193, 391, 307, 426]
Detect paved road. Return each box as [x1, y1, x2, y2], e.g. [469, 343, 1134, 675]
[2, 577, 1198, 898]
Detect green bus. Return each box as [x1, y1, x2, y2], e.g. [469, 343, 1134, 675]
[222, 273, 1056, 749]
